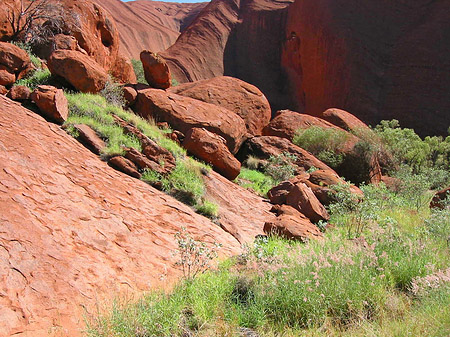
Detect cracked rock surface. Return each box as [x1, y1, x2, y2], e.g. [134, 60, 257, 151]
[0, 95, 241, 336]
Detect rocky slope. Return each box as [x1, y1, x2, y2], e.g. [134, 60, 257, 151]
[93, 0, 207, 59]
[0, 95, 243, 336]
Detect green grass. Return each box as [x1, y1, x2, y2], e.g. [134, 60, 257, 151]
[15, 68, 51, 90]
[85, 182, 450, 336]
[235, 168, 276, 197]
[131, 59, 147, 84]
[195, 200, 219, 219]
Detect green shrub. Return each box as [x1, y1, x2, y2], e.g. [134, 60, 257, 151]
[131, 59, 147, 84]
[293, 126, 350, 169]
[195, 200, 219, 219]
[264, 152, 297, 183]
[100, 80, 125, 107]
[15, 68, 51, 90]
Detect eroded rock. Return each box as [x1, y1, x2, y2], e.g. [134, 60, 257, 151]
[31, 85, 68, 124]
[140, 50, 171, 89]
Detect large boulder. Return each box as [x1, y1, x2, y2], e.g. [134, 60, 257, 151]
[264, 204, 323, 241]
[170, 76, 271, 136]
[263, 110, 346, 141]
[0, 42, 33, 85]
[108, 156, 141, 179]
[183, 128, 241, 180]
[321, 108, 372, 134]
[133, 88, 247, 154]
[6, 85, 30, 101]
[140, 50, 171, 89]
[71, 123, 106, 155]
[48, 50, 109, 93]
[285, 182, 330, 223]
[31, 85, 68, 124]
[239, 135, 334, 172]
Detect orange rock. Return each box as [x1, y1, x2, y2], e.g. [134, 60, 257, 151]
[264, 205, 323, 241]
[6, 85, 30, 101]
[108, 156, 141, 179]
[170, 76, 271, 136]
[140, 51, 171, 89]
[31, 85, 68, 124]
[0, 41, 31, 73]
[134, 88, 247, 154]
[183, 128, 241, 180]
[48, 50, 108, 93]
[430, 186, 450, 209]
[321, 108, 371, 133]
[0, 94, 241, 336]
[0, 64, 15, 86]
[286, 182, 330, 223]
[72, 124, 106, 155]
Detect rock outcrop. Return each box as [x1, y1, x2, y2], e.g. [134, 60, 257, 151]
[140, 50, 171, 89]
[0, 41, 32, 86]
[170, 76, 271, 136]
[133, 88, 247, 154]
[183, 128, 241, 180]
[0, 94, 241, 336]
[264, 205, 323, 241]
[31, 85, 68, 124]
[48, 50, 109, 93]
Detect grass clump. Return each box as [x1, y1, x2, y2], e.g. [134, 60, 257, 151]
[15, 68, 52, 90]
[235, 168, 275, 197]
[195, 200, 219, 219]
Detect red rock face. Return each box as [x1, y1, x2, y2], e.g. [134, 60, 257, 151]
[282, 0, 450, 136]
[93, 0, 207, 59]
[0, 95, 242, 336]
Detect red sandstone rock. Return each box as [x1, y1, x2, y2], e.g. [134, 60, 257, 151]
[92, 0, 206, 59]
[263, 110, 343, 141]
[0, 41, 31, 73]
[72, 124, 106, 155]
[264, 205, 323, 241]
[321, 108, 371, 134]
[203, 170, 274, 243]
[124, 147, 165, 174]
[286, 182, 330, 223]
[268, 180, 295, 205]
[6, 85, 30, 101]
[0, 94, 241, 336]
[0, 84, 7, 95]
[134, 88, 247, 154]
[31, 85, 68, 124]
[48, 50, 108, 93]
[140, 51, 171, 89]
[170, 76, 271, 136]
[0, 64, 15, 86]
[240, 136, 334, 172]
[112, 54, 137, 84]
[122, 84, 137, 106]
[108, 156, 141, 179]
[183, 128, 241, 180]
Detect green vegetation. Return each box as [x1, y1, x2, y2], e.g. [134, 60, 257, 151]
[86, 165, 450, 336]
[195, 200, 219, 219]
[131, 59, 147, 84]
[15, 68, 52, 90]
[236, 153, 297, 197]
[293, 126, 350, 169]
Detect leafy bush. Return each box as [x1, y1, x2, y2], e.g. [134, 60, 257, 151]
[195, 200, 219, 219]
[293, 126, 350, 169]
[264, 152, 297, 183]
[100, 80, 125, 107]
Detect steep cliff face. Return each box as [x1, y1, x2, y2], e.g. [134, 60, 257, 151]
[93, 0, 206, 59]
[282, 0, 450, 136]
[161, 0, 241, 83]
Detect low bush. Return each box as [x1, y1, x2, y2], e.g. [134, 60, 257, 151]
[235, 168, 275, 197]
[15, 68, 52, 90]
[131, 59, 147, 84]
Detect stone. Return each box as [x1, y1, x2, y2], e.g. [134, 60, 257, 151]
[124, 147, 165, 174]
[0, 41, 31, 73]
[134, 88, 247, 154]
[321, 108, 372, 134]
[6, 85, 31, 101]
[285, 182, 330, 223]
[48, 50, 109, 93]
[183, 128, 241, 180]
[264, 205, 323, 241]
[72, 124, 106, 154]
[0, 84, 7, 95]
[140, 50, 171, 89]
[267, 180, 295, 205]
[430, 186, 450, 209]
[170, 76, 271, 136]
[122, 84, 137, 106]
[108, 156, 141, 179]
[0, 64, 15, 86]
[31, 85, 68, 124]
[239, 136, 334, 172]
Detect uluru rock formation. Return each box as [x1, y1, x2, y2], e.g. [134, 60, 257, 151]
[92, 0, 207, 59]
[162, 0, 450, 136]
[0, 94, 243, 336]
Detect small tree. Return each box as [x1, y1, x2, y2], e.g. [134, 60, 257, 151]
[5, 0, 64, 43]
